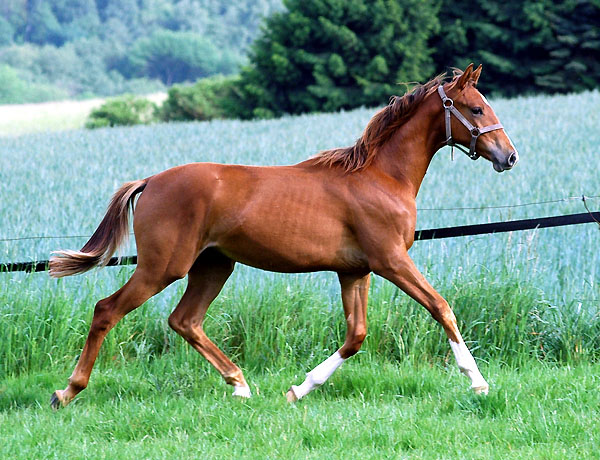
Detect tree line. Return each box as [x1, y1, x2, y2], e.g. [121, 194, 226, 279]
[119, 0, 594, 125]
[2, 0, 597, 115]
[231, 0, 600, 119]
[0, 0, 282, 103]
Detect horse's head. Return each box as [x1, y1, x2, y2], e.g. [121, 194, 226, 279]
[439, 64, 518, 172]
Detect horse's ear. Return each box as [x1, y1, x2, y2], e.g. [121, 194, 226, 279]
[471, 64, 482, 87]
[456, 63, 474, 90]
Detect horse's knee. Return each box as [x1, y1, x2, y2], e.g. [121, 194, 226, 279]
[427, 299, 462, 341]
[428, 299, 455, 323]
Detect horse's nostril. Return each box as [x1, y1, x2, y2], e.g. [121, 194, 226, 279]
[507, 151, 518, 167]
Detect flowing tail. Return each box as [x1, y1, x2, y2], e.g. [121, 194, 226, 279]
[49, 179, 148, 278]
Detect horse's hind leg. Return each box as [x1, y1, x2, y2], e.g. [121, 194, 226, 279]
[167, 250, 251, 397]
[287, 272, 370, 402]
[50, 268, 170, 408]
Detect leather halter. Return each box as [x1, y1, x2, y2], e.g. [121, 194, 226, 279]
[437, 85, 503, 160]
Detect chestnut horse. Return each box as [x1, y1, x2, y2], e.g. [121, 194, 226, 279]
[49, 64, 518, 408]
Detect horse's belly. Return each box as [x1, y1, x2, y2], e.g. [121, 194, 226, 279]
[215, 224, 368, 273]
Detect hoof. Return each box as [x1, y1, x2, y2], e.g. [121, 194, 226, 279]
[50, 390, 65, 409]
[472, 384, 489, 395]
[286, 387, 298, 403]
[232, 385, 252, 398]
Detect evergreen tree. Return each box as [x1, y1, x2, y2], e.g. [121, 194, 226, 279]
[537, 0, 600, 93]
[430, 0, 600, 96]
[236, 0, 440, 118]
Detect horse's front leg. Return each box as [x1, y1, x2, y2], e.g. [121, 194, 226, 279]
[372, 249, 489, 394]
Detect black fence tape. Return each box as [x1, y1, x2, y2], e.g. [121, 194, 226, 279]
[414, 211, 600, 240]
[2, 212, 599, 274]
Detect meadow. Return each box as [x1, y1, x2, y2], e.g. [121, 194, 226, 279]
[1, 88, 599, 458]
[0, 93, 167, 137]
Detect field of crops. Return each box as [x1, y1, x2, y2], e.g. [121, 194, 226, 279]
[1, 88, 599, 458]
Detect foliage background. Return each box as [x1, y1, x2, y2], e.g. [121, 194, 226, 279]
[2, 0, 598, 108]
[432, 0, 600, 96]
[0, 0, 282, 102]
[234, 0, 600, 118]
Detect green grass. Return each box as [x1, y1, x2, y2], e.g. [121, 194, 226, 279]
[1, 89, 599, 458]
[1, 358, 599, 459]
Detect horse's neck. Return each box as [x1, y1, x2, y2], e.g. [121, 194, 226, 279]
[371, 113, 441, 198]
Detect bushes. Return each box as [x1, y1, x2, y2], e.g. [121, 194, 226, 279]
[85, 76, 245, 128]
[85, 95, 157, 129]
[159, 75, 243, 121]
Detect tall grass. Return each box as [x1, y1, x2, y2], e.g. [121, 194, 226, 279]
[2, 258, 598, 381]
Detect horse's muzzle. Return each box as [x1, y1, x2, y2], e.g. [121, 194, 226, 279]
[493, 151, 519, 172]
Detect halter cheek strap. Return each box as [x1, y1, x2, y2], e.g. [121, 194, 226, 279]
[437, 85, 503, 160]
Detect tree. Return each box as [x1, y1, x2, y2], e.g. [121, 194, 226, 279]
[159, 75, 242, 121]
[430, 0, 600, 96]
[21, 0, 100, 46]
[536, 0, 600, 93]
[0, 0, 283, 101]
[127, 30, 240, 85]
[235, 0, 440, 119]
[24, 0, 63, 45]
[0, 16, 14, 45]
[0, 64, 68, 103]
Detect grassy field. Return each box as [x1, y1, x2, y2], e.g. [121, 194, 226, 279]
[1, 88, 599, 458]
[2, 359, 599, 459]
[0, 93, 166, 137]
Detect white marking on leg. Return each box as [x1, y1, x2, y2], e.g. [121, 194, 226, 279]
[290, 351, 345, 400]
[232, 384, 252, 398]
[449, 340, 489, 394]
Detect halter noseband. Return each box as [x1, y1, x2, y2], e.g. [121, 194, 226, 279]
[437, 85, 503, 160]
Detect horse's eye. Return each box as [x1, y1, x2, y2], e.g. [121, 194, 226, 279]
[471, 107, 483, 115]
